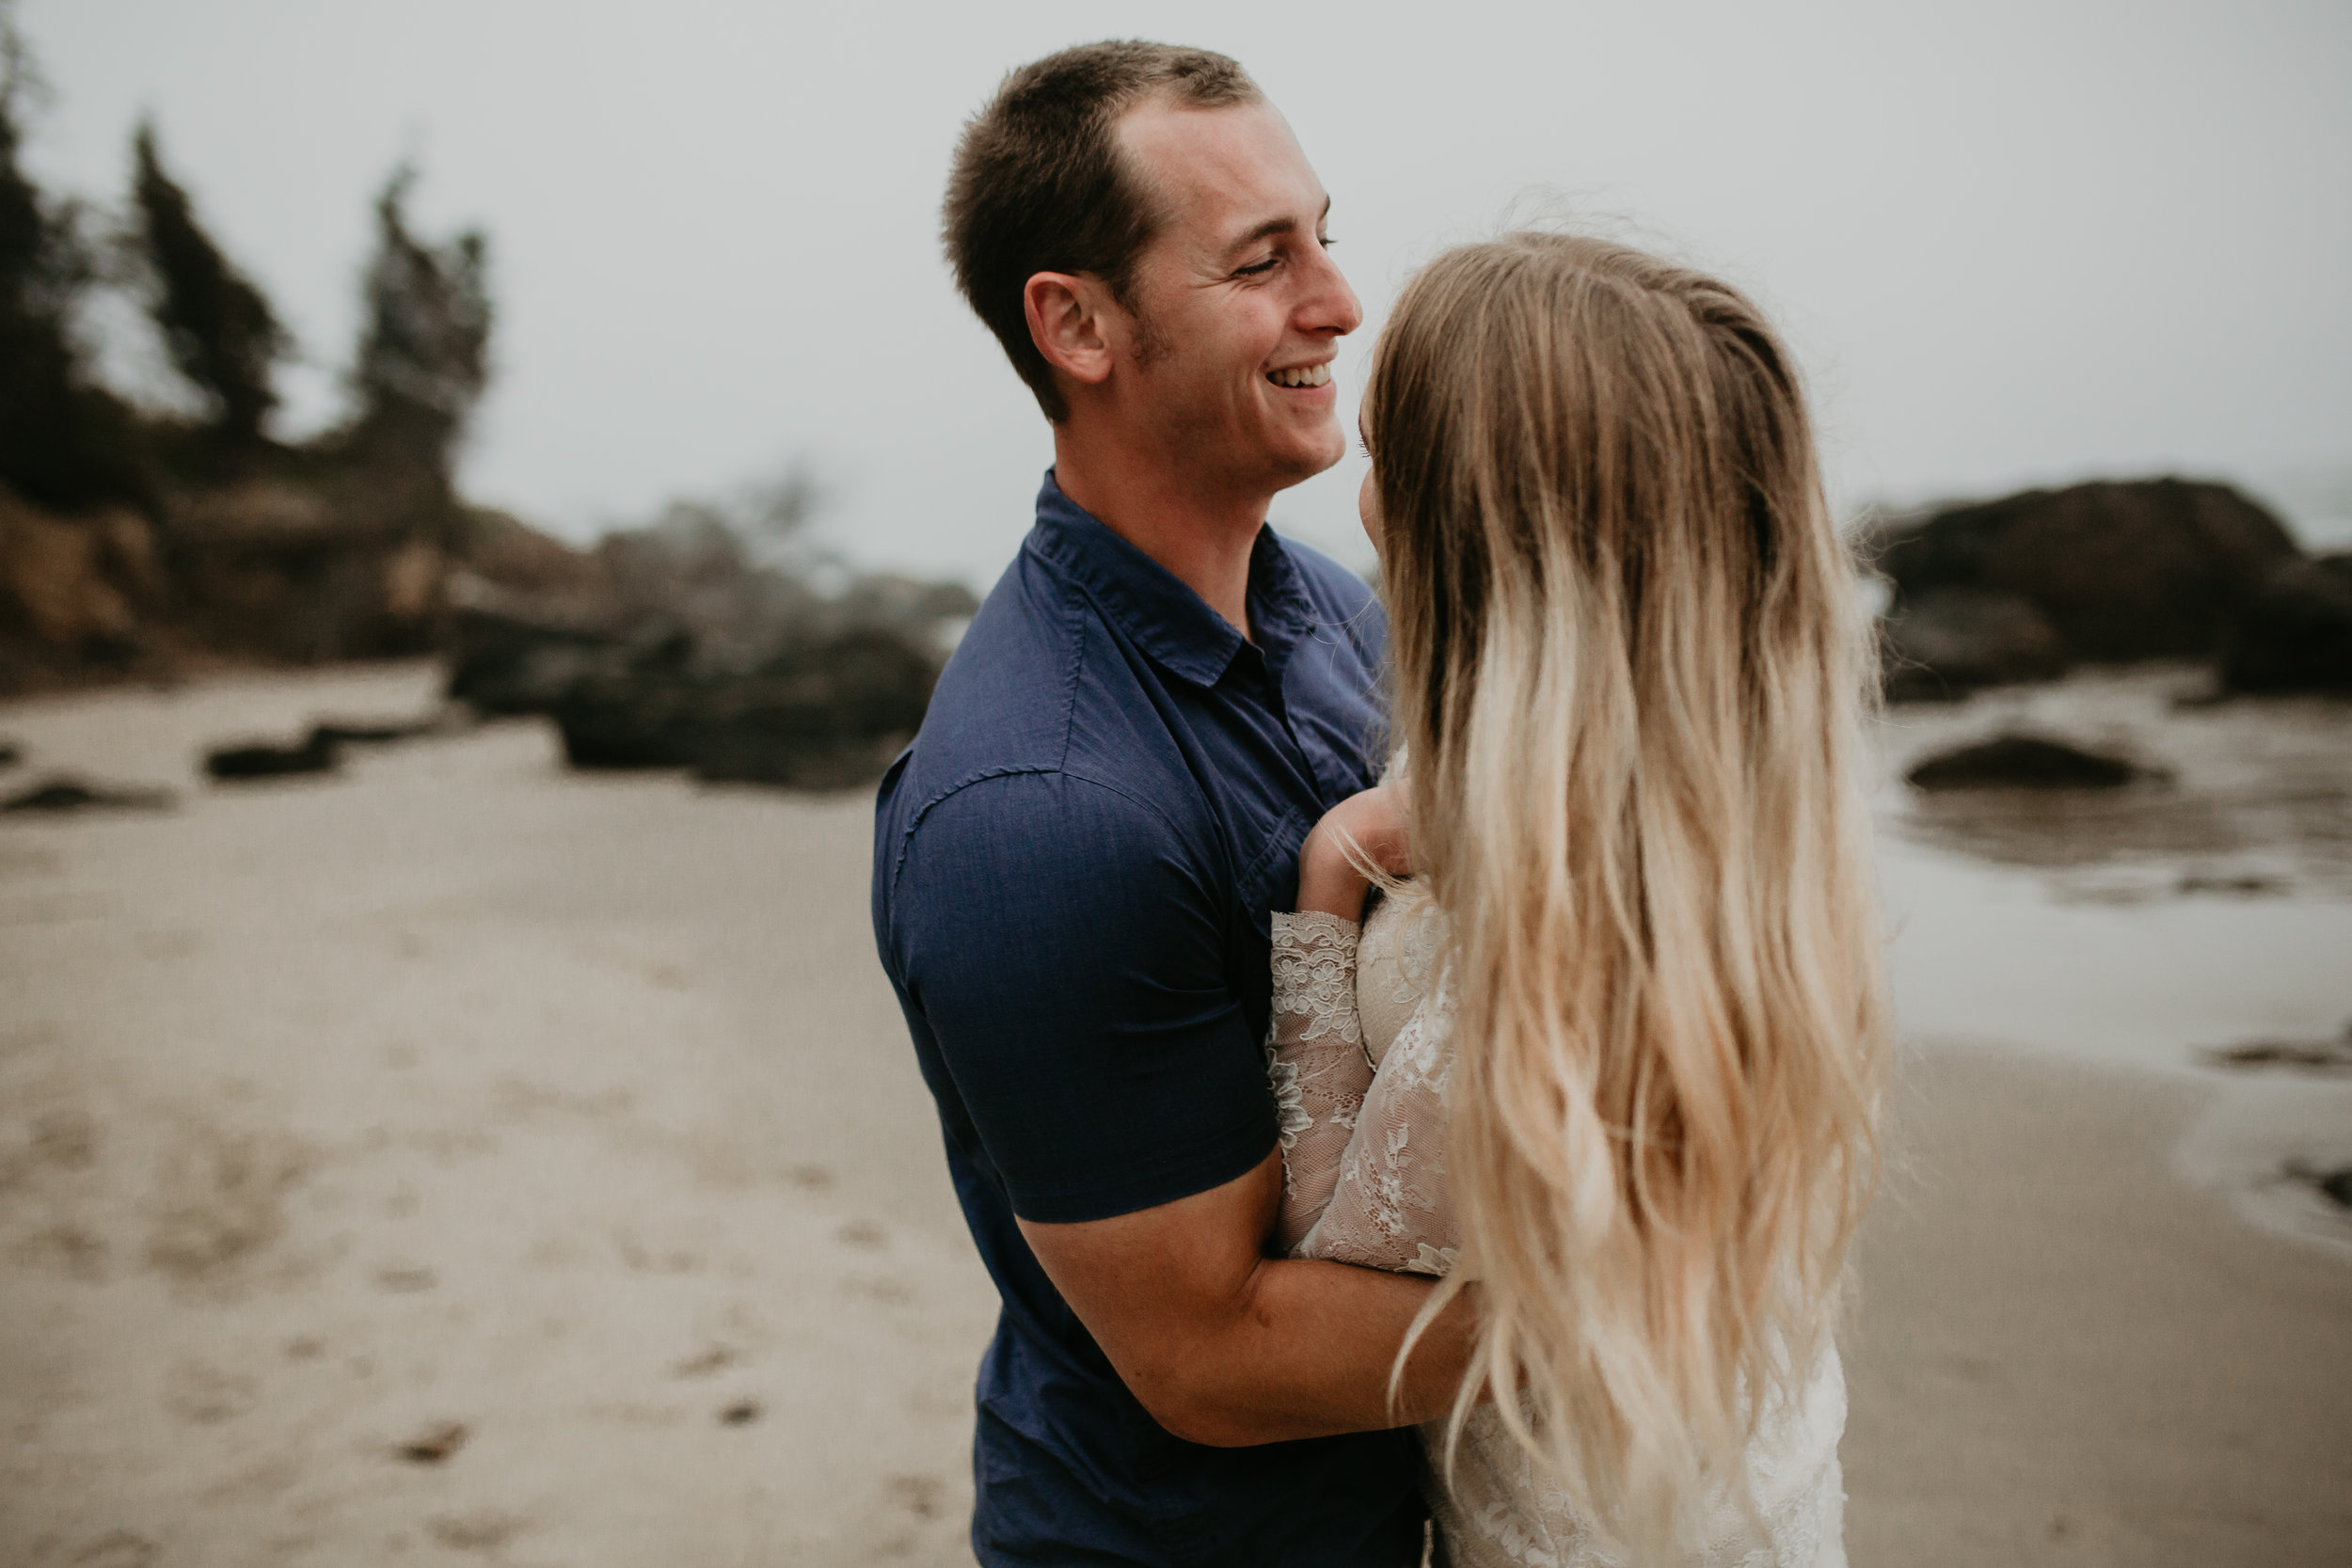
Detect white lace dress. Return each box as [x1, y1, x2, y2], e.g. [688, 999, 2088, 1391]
[1265, 894, 1850, 1568]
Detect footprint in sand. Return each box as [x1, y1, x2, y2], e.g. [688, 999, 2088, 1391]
[426, 1510, 526, 1553]
[396, 1419, 469, 1464]
[834, 1218, 887, 1250]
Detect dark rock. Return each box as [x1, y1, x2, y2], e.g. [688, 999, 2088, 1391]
[441, 499, 970, 792]
[689, 628, 939, 789]
[2321, 1168, 2352, 1210]
[2204, 1022, 2352, 1072]
[1, 775, 175, 814]
[2204, 1037, 2352, 1071]
[2219, 554, 2352, 695]
[549, 675, 706, 769]
[1905, 734, 2157, 791]
[549, 627, 941, 790]
[0, 737, 20, 768]
[1881, 588, 2067, 702]
[1871, 478, 2300, 664]
[444, 605, 627, 716]
[204, 732, 340, 781]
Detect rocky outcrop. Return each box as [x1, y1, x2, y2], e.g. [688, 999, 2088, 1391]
[1905, 734, 2159, 791]
[1880, 588, 2067, 702]
[1873, 478, 2298, 663]
[678, 628, 943, 789]
[442, 509, 974, 793]
[162, 479, 454, 663]
[0, 490, 155, 662]
[204, 733, 341, 781]
[0, 478, 593, 693]
[2220, 554, 2352, 695]
[444, 604, 639, 717]
[541, 626, 944, 790]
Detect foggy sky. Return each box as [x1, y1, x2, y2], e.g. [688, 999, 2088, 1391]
[18, 0, 2352, 585]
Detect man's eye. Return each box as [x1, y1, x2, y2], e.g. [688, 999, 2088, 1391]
[1319, 235, 1337, 249]
[1235, 258, 1279, 277]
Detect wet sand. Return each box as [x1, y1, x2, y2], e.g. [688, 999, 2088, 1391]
[2, 663, 2347, 1564]
[1844, 1043, 2352, 1565]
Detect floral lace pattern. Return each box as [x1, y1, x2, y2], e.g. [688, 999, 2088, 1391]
[1295, 991, 1460, 1275]
[1266, 902, 1849, 1567]
[1266, 911, 1373, 1246]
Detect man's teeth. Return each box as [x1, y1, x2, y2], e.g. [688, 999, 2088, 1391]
[1267, 364, 1331, 388]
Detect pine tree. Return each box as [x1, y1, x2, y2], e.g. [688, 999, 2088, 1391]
[349, 164, 491, 479]
[131, 119, 285, 450]
[0, 9, 137, 508]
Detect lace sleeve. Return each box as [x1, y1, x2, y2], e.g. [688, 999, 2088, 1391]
[1294, 995, 1461, 1277]
[1266, 911, 1375, 1253]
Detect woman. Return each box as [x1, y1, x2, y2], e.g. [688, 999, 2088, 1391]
[1266, 232, 1888, 1566]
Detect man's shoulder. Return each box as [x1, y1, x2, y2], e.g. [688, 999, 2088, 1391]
[898, 764, 1189, 870]
[875, 551, 1203, 896]
[912, 549, 1077, 782]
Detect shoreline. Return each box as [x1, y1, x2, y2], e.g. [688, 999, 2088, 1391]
[1845, 1037, 2352, 1564]
[3, 664, 2347, 1564]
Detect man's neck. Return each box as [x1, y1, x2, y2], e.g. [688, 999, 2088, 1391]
[1052, 426, 1267, 641]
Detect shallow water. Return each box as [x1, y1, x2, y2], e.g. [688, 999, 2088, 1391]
[1871, 666, 2352, 1259]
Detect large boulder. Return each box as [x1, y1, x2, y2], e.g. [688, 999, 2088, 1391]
[690, 628, 941, 788]
[443, 604, 640, 716]
[550, 627, 942, 790]
[439, 495, 973, 790]
[2220, 554, 2352, 696]
[1881, 587, 2067, 701]
[1905, 734, 2159, 791]
[1873, 478, 2300, 664]
[548, 673, 707, 769]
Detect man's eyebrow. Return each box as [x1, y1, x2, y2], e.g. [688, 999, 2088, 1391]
[1222, 195, 1333, 259]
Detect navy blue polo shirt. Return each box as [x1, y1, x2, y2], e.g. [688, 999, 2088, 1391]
[870, 473, 1422, 1566]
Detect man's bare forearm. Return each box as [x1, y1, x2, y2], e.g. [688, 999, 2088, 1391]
[1019, 1150, 1478, 1449]
[1162, 1254, 1477, 1447]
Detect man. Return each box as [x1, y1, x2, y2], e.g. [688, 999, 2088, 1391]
[871, 41, 1471, 1565]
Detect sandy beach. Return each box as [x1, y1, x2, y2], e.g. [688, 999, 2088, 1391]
[2, 662, 2347, 1565]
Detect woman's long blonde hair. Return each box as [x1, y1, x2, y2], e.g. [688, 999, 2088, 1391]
[1368, 232, 1888, 1559]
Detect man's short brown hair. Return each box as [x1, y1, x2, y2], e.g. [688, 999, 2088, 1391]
[943, 40, 1260, 422]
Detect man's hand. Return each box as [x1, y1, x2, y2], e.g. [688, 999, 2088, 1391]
[1017, 1149, 1474, 1448]
[1295, 784, 1413, 924]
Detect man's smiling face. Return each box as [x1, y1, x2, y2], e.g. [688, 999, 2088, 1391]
[1108, 99, 1362, 496]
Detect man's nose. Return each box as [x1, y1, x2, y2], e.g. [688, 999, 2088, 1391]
[1297, 246, 1363, 339]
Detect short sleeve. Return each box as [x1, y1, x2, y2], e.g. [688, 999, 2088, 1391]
[884, 770, 1275, 1224]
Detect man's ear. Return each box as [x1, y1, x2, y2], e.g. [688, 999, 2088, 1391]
[1024, 272, 1116, 391]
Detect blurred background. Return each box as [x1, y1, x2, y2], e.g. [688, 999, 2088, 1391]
[0, 2, 2346, 1564]
[8, 0, 2350, 585]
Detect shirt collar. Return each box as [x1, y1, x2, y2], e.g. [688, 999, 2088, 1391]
[1026, 470, 1316, 688]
